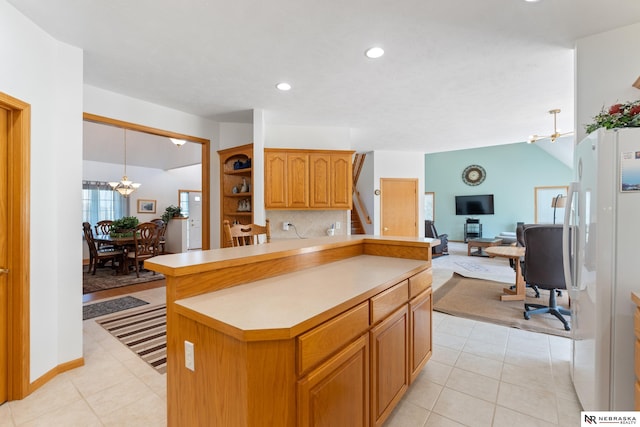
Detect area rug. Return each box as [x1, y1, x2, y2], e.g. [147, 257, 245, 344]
[453, 261, 489, 272]
[433, 273, 571, 338]
[97, 304, 167, 374]
[83, 266, 165, 294]
[83, 296, 149, 320]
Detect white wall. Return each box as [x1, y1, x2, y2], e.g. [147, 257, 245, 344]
[83, 85, 221, 247]
[576, 22, 640, 143]
[219, 122, 253, 150]
[372, 151, 425, 237]
[265, 124, 351, 149]
[0, 0, 83, 381]
[253, 110, 266, 225]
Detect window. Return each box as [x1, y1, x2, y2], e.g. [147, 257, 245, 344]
[424, 192, 435, 221]
[179, 190, 190, 218]
[82, 181, 128, 226]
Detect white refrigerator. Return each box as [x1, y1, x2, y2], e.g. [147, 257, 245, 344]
[565, 127, 640, 410]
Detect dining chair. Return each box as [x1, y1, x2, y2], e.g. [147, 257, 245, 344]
[82, 222, 124, 275]
[223, 219, 271, 247]
[94, 220, 115, 251]
[94, 220, 114, 236]
[126, 222, 160, 277]
[151, 218, 167, 254]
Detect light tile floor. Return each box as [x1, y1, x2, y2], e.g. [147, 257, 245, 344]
[0, 242, 581, 426]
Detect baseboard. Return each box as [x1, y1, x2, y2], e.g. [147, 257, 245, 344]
[28, 357, 84, 396]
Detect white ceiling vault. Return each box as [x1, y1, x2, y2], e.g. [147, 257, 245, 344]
[9, 0, 640, 156]
[82, 121, 202, 170]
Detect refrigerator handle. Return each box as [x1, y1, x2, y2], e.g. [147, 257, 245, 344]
[563, 182, 578, 289]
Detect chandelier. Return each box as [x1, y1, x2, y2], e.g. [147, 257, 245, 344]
[527, 109, 574, 144]
[109, 128, 141, 197]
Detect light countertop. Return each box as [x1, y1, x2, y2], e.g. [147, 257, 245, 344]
[146, 234, 438, 276]
[175, 254, 428, 340]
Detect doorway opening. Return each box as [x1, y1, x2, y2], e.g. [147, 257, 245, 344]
[82, 113, 211, 250]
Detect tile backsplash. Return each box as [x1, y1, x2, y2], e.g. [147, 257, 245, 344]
[268, 210, 349, 239]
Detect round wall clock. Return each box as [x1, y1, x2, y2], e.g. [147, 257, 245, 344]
[462, 164, 486, 186]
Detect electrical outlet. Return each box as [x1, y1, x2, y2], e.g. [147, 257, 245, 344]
[282, 221, 290, 231]
[335, 222, 341, 230]
[185, 340, 195, 371]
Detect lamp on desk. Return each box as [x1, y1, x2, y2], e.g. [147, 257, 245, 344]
[551, 194, 566, 224]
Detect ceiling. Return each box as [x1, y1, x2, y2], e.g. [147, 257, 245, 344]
[9, 0, 640, 156]
[83, 121, 201, 170]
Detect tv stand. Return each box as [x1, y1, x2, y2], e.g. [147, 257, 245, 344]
[464, 218, 482, 242]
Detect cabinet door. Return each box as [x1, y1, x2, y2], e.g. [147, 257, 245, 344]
[409, 288, 432, 383]
[298, 335, 369, 427]
[287, 153, 309, 208]
[370, 305, 409, 427]
[310, 154, 331, 208]
[331, 154, 352, 208]
[265, 151, 287, 208]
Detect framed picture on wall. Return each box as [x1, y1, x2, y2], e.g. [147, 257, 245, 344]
[137, 199, 156, 214]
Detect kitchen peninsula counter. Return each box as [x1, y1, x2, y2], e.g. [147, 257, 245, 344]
[145, 235, 437, 427]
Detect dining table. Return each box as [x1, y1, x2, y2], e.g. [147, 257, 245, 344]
[93, 234, 137, 274]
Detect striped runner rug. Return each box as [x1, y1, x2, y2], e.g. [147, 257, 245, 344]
[97, 304, 167, 374]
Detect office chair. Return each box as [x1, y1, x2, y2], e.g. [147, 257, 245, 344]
[521, 224, 571, 331]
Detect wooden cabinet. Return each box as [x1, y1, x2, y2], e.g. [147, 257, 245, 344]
[409, 288, 432, 383]
[151, 237, 435, 427]
[298, 335, 370, 427]
[309, 153, 330, 208]
[310, 152, 353, 209]
[264, 150, 286, 208]
[265, 148, 353, 210]
[370, 305, 409, 427]
[218, 144, 253, 247]
[287, 152, 310, 208]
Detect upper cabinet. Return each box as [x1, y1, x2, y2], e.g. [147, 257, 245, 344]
[265, 148, 354, 210]
[218, 143, 253, 246]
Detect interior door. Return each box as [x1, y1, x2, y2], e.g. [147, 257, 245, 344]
[0, 106, 8, 405]
[380, 178, 418, 237]
[188, 192, 202, 250]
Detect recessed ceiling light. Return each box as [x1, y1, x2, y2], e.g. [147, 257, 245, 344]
[170, 138, 186, 147]
[276, 82, 291, 91]
[365, 47, 384, 59]
[524, 0, 540, 2]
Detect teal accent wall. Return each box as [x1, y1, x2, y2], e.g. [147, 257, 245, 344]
[424, 143, 572, 241]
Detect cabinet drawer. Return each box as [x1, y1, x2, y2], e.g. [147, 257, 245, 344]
[409, 269, 432, 299]
[297, 302, 369, 375]
[371, 280, 409, 325]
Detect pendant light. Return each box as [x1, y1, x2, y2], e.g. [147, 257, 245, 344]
[527, 109, 574, 144]
[109, 128, 141, 197]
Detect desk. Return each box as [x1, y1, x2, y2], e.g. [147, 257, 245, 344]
[467, 238, 502, 256]
[485, 246, 526, 301]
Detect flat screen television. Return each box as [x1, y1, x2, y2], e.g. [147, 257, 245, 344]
[455, 194, 495, 215]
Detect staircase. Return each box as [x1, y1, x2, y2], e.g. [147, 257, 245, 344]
[351, 205, 366, 235]
[351, 153, 369, 235]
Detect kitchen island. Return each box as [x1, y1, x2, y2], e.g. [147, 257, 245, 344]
[146, 235, 437, 427]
